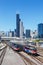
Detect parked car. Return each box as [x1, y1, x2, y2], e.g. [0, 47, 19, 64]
[23, 45, 37, 54]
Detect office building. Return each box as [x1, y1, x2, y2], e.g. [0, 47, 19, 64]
[8, 31, 14, 37]
[16, 14, 20, 37]
[14, 29, 16, 37]
[38, 23, 43, 38]
[12, 31, 14, 37]
[20, 21, 24, 38]
[26, 29, 31, 38]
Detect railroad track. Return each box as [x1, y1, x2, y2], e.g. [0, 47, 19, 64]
[18, 52, 37, 65]
[9, 46, 36, 65]
[18, 51, 43, 65]
[7, 46, 43, 65]
[18, 48, 43, 65]
[0, 46, 7, 65]
[35, 55, 43, 63]
[4, 42, 43, 65]
[30, 55, 43, 65]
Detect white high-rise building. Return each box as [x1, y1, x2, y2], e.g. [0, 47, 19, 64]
[20, 21, 24, 38]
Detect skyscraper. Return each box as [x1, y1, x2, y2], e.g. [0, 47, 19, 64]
[38, 23, 43, 38]
[20, 21, 24, 38]
[26, 29, 31, 38]
[16, 14, 20, 37]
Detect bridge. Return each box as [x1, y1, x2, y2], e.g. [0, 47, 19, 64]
[1, 37, 36, 41]
[0, 37, 43, 47]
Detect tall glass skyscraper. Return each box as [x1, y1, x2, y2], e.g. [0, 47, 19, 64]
[38, 23, 43, 38]
[16, 14, 20, 37]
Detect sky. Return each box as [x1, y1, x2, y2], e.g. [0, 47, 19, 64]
[0, 0, 43, 31]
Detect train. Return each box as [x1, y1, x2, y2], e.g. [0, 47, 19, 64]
[10, 42, 37, 54]
[11, 43, 23, 52]
[23, 45, 37, 55]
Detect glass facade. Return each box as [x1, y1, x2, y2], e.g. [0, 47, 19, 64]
[26, 29, 31, 38]
[38, 23, 43, 38]
[16, 14, 20, 37]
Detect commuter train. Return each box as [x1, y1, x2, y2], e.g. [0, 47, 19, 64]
[11, 42, 37, 54]
[23, 45, 37, 54]
[11, 43, 23, 52]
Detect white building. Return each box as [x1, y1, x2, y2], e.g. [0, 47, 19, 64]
[20, 21, 24, 38]
[31, 30, 38, 38]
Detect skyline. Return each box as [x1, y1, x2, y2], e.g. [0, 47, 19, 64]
[0, 0, 43, 31]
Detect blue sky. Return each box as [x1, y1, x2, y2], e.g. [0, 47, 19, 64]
[0, 0, 43, 31]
